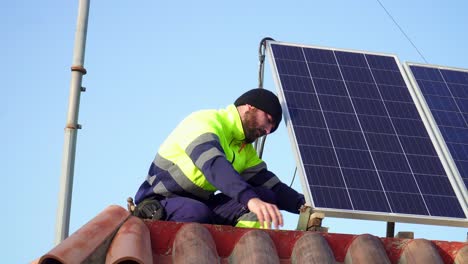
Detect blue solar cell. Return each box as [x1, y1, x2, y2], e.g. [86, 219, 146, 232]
[313, 79, 348, 96]
[280, 75, 315, 92]
[335, 51, 368, 67]
[406, 155, 446, 175]
[359, 115, 394, 133]
[418, 80, 452, 96]
[340, 66, 375, 83]
[319, 95, 354, 113]
[310, 186, 353, 210]
[431, 110, 466, 127]
[342, 168, 382, 190]
[411, 66, 444, 82]
[399, 136, 438, 156]
[365, 133, 402, 153]
[305, 165, 345, 188]
[276, 59, 309, 76]
[386, 192, 429, 215]
[307, 62, 342, 79]
[366, 54, 400, 71]
[329, 130, 367, 149]
[349, 189, 390, 212]
[424, 195, 465, 218]
[456, 98, 468, 112]
[448, 83, 468, 98]
[303, 48, 335, 64]
[447, 144, 468, 160]
[353, 98, 388, 116]
[385, 101, 421, 119]
[425, 95, 459, 111]
[284, 91, 319, 109]
[378, 84, 414, 102]
[372, 152, 411, 172]
[269, 43, 467, 221]
[441, 69, 468, 84]
[379, 172, 420, 193]
[323, 112, 361, 131]
[439, 126, 468, 144]
[289, 109, 324, 127]
[335, 148, 374, 169]
[392, 119, 428, 137]
[415, 174, 457, 196]
[299, 145, 338, 167]
[371, 69, 406, 86]
[272, 44, 306, 61]
[457, 161, 468, 176]
[346, 81, 381, 99]
[295, 127, 332, 147]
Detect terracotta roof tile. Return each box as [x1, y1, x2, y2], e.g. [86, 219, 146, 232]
[172, 222, 218, 263]
[291, 233, 335, 263]
[34, 205, 468, 264]
[345, 233, 390, 263]
[106, 215, 152, 264]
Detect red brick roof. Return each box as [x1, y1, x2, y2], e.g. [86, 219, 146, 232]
[34, 205, 467, 263]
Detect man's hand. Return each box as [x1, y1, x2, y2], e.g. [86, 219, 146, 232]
[247, 198, 283, 229]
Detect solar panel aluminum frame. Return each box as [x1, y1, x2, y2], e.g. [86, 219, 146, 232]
[266, 40, 468, 227]
[404, 62, 468, 209]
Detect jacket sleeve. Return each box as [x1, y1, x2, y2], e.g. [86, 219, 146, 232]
[185, 132, 258, 206]
[248, 168, 305, 214]
[271, 180, 305, 214]
[205, 156, 259, 206]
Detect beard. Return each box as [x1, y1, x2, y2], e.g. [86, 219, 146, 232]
[242, 108, 264, 144]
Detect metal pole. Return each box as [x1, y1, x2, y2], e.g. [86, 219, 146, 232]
[254, 37, 274, 157]
[55, 0, 90, 244]
[386, 222, 395, 238]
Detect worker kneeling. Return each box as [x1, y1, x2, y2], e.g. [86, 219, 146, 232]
[133, 88, 305, 229]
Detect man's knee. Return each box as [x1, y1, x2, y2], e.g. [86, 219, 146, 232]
[184, 201, 213, 223]
[163, 197, 214, 224]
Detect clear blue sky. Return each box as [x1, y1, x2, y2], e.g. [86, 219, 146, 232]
[3, 1, 467, 262]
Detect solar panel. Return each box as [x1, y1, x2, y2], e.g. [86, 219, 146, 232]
[266, 41, 468, 226]
[405, 63, 468, 206]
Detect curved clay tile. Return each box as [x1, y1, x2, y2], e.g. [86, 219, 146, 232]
[172, 223, 218, 263]
[105, 216, 152, 264]
[291, 232, 336, 264]
[229, 229, 280, 264]
[399, 239, 443, 264]
[39, 205, 130, 264]
[454, 245, 468, 264]
[345, 234, 391, 264]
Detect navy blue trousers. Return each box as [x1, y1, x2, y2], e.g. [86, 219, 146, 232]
[159, 186, 276, 226]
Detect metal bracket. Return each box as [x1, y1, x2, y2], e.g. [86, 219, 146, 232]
[71, 65, 87, 74]
[127, 197, 136, 214]
[296, 205, 328, 232]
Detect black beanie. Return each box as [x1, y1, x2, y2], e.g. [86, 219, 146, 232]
[234, 88, 283, 132]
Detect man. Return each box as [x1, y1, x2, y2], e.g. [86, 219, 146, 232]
[134, 88, 304, 229]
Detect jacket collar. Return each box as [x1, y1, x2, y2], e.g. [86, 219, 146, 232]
[225, 104, 246, 142]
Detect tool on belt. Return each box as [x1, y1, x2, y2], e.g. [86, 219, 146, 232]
[127, 197, 166, 220]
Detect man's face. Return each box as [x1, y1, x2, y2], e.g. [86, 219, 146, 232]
[242, 106, 275, 144]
